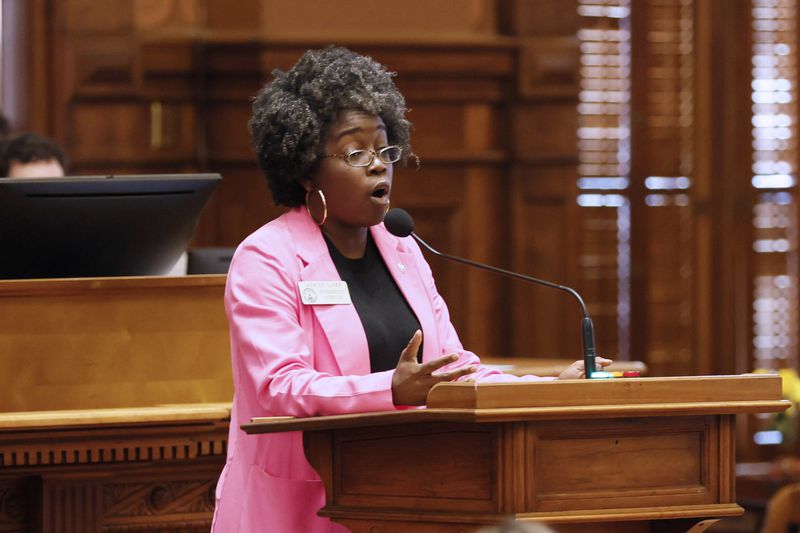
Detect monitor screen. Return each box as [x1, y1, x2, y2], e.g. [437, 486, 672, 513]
[0, 173, 221, 279]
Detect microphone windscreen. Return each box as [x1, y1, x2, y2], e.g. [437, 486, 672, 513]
[384, 208, 414, 237]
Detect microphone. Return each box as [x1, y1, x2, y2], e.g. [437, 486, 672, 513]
[384, 208, 597, 378]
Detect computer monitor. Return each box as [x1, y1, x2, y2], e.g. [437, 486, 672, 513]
[188, 247, 236, 275]
[0, 173, 221, 279]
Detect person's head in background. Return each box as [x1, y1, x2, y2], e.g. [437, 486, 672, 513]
[0, 132, 66, 178]
[0, 112, 11, 138]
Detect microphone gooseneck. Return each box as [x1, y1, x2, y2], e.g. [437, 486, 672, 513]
[384, 208, 597, 378]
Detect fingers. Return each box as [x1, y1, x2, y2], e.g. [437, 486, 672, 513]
[576, 357, 614, 369]
[397, 335, 478, 385]
[596, 356, 613, 367]
[399, 330, 423, 362]
[432, 364, 478, 382]
[421, 353, 459, 373]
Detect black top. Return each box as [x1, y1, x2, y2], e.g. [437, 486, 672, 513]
[325, 232, 422, 373]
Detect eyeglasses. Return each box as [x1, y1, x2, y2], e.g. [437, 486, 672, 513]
[322, 145, 402, 167]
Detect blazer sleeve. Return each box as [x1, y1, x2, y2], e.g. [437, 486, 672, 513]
[407, 239, 551, 383]
[226, 240, 398, 417]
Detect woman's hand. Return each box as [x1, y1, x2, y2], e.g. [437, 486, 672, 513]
[392, 330, 477, 406]
[558, 356, 613, 379]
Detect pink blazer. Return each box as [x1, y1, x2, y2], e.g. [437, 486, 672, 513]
[211, 207, 528, 532]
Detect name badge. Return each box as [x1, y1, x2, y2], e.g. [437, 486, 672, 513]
[298, 281, 352, 305]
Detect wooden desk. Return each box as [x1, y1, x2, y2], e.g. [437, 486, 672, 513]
[481, 357, 647, 377]
[246, 375, 787, 532]
[0, 276, 232, 532]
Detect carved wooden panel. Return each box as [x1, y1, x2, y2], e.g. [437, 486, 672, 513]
[37, 463, 221, 533]
[101, 477, 215, 531]
[0, 425, 226, 533]
[0, 426, 226, 468]
[0, 477, 38, 532]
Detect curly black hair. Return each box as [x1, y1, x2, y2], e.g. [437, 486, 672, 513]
[0, 132, 66, 177]
[249, 46, 413, 206]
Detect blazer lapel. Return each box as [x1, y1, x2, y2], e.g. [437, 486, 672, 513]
[371, 225, 440, 364]
[287, 209, 371, 376]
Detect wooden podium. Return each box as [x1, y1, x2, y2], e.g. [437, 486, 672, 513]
[244, 374, 788, 532]
[0, 275, 233, 532]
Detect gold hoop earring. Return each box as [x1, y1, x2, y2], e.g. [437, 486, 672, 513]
[305, 189, 327, 226]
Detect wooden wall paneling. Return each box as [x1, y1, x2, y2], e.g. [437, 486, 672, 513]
[509, 101, 581, 359]
[692, 0, 760, 462]
[39, 5, 528, 357]
[322, 43, 514, 355]
[66, 101, 197, 171]
[200, 41, 279, 245]
[139, 40, 198, 99]
[49, 2, 137, 149]
[403, 103, 473, 153]
[132, 0, 205, 32]
[205, 0, 261, 30]
[511, 102, 579, 159]
[498, 0, 580, 38]
[393, 164, 471, 350]
[573, 203, 624, 359]
[28, 0, 134, 135]
[627, 1, 652, 374]
[62, 36, 141, 100]
[692, 0, 716, 380]
[630, 0, 700, 377]
[197, 165, 280, 247]
[56, 0, 134, 33]
[46, 11, 206, 177]
[695, 1, 755, 377]
[462, 167, 510, 356]
[398, 76, 509, 104]
[510, 164, 575, 359]
[366, 45, 516, 78]
[623, 0, 743, 378]
[504, 0, 582, 358]
[517, 36, 581, 100]
[257, 0, 498, 41]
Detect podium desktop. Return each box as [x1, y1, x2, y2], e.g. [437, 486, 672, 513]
[0, 173, 220, 279]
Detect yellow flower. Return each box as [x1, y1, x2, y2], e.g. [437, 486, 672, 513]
[778, 368, 800, 404]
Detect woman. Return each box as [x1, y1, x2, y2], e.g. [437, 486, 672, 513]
[211, 46, 610, 532]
